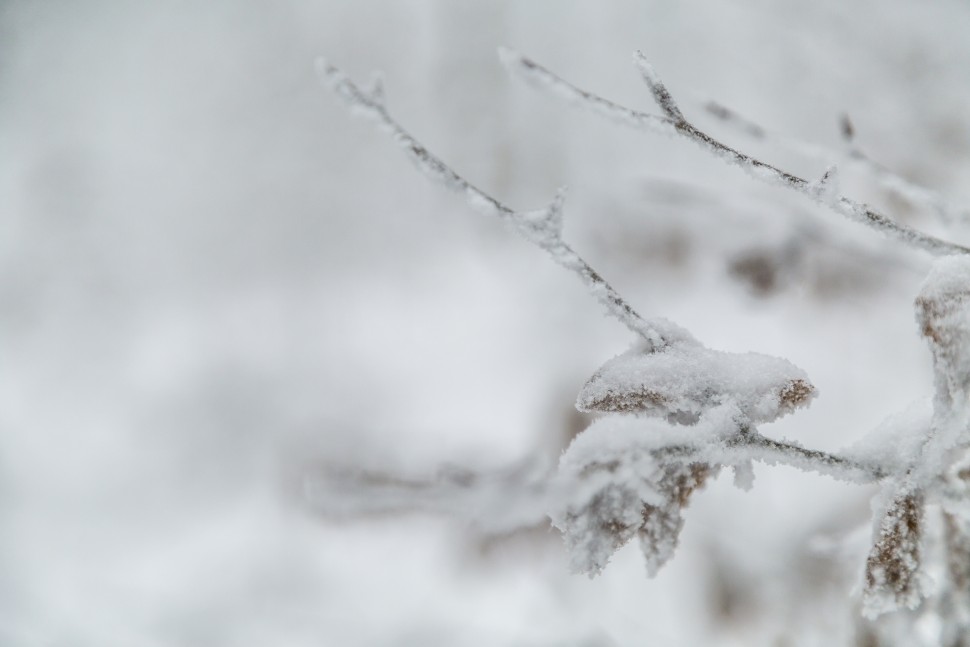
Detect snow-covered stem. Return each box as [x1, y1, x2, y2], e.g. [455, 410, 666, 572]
[317, 58, 691, 350]
[500, 50, 970, 257]
[722, 431, 889, 484]
[631, 430, 889, 484]
[702, 100, 970, 225]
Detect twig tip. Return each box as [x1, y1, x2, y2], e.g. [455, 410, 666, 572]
[633, 56, 683, 122]
[497, 46, 522, 68]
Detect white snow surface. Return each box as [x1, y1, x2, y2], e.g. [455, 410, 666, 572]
[577, 341, 815, 424]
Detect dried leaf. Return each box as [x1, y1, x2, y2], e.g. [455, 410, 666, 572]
[639, 463, 712, 576]
[577, 342, 814, 425]
[862, 492, 925, 618]
[552, 418, 714, 576]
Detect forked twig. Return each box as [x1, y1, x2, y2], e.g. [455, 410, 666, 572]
[316, 58, 692, 352]
[702, 100, 970, 225]
[500, 49, 970, 257]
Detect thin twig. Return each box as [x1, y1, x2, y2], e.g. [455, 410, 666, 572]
[317, 58, 693, 351]
[500, 49, 970, 257]
[723, 432, 889, 484]
[702, 100, 970, 225]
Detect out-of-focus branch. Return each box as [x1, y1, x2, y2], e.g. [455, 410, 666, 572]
[702, 100, 970, 225]
[316, 58, 693, 352]
[500, 49, 970, 257]
[303, 458, 559, 534]
[303, 430, 889, 532]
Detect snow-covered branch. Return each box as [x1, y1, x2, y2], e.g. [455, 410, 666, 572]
[321, 53, 969, 603]
[500, 49, 970, 257]
[702, 100, 970, 226]
[303, 419, 890, 579]
[303, 458, 558, 534]
[316, 58, 692, 351]
[722, 432, 888, 484]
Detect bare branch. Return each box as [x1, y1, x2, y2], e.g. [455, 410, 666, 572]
[303, 458, 559, 534]
[633, 51, 684, 123]
[317, 57, 693, 351]
[500, 50, 970, 257]
[303, 426, 888, 539]
[704, 101, 970, 225]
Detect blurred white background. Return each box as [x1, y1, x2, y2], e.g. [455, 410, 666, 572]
[3, 1, 970, 644]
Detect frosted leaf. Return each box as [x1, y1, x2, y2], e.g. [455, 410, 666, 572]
[862, 487, 926, 619]
[916, 256, 970, 362]
[577, 341, 815, 425]
[913, 256, 970, 478]
[637, 463, 711, 576]
[552, 417, 715, 576]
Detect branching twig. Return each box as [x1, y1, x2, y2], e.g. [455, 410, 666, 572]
[318, 56, 893, 495]
[500, 49, 970, 257]
[316, 58, 694, 351]
[323, 50, 970, 616]
[702, 100, 970, 225]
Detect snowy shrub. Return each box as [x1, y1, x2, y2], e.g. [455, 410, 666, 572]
[318, 49, 970, 641]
